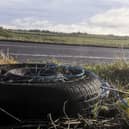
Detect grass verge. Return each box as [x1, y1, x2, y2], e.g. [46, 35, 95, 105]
[1, 27, 129, 48]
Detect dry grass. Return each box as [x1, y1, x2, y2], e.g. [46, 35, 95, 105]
[0, 51, 17, 64]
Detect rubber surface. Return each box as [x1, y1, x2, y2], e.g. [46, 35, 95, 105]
[0, 64, 102, 125]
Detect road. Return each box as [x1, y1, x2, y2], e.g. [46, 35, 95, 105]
[0, 40, 129, 64]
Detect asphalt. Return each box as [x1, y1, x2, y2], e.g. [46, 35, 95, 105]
[0, 41, 129, 64]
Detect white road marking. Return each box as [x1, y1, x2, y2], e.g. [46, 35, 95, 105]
[10, 53, 129, 60]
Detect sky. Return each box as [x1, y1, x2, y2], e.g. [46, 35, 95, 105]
[1, 0, 129, 35]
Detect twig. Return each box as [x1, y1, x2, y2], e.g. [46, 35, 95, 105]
[48, 113, 57, 129]
[0, 107, 21, 123]
[101, 86, 129, 95]
[63, 100, 71, 129]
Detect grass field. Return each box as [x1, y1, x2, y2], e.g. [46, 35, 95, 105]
[1, 27, 129, 48]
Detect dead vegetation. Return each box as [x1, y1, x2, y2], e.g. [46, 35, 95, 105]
[0, 50, 17, 64]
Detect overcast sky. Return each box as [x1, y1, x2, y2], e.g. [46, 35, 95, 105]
[1, 0, 129, 35]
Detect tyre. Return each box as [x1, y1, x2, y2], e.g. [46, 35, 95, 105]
[0, 63, 103, 123]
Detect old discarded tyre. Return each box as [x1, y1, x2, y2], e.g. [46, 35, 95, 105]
[0, 63, 103, 124]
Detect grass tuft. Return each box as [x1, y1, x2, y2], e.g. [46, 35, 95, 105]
[0, 51, 17, 64]
[85, 59, 129, 86]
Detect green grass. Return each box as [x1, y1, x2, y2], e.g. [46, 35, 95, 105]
[84, 60, 129, 127]
[85, 59, 129, 87]
[0, 27, 129, 48]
